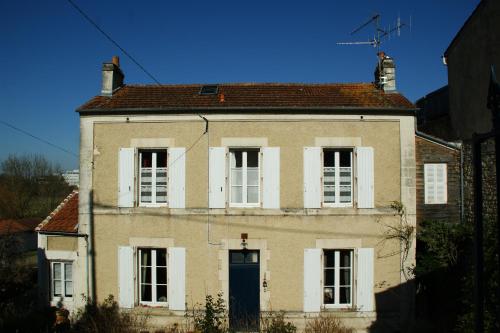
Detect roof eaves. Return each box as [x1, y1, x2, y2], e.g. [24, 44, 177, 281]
[416, 131, 461, 150]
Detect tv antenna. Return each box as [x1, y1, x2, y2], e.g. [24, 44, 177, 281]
[336, 13, 411, 54]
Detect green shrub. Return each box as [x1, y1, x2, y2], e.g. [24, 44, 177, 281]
[304, 314, 354, 333]
[192, 293, 227, 333]
[261, 312, 296, 333]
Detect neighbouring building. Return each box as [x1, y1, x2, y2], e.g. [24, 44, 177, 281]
[37, 54, 418, 332]
[0, 218, 41, 253]
[62, 170, 79, 187]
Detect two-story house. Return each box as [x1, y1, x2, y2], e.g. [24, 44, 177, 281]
[38, 55, 417, 332]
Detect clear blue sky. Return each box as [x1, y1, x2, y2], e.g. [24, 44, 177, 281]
[0, 0, 479, 170]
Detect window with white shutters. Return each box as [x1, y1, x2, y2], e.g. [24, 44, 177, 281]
[230, 149, 260, 207]
[424, 163, 447, 204]
[323, 149, 353, 207]
[139, 150, 168, 206]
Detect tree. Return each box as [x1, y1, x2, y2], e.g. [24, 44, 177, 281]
[0, 154, 73, 219]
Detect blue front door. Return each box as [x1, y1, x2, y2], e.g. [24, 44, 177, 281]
[229, 250, 260, 331]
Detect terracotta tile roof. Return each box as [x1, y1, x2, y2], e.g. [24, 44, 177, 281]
[0, 219, 41, 235]
[37, 191, 78, 233]
[77, 83, 415, 112]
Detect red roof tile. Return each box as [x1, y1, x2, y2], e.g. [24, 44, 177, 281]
[77, 83, 415, 112]
[0, 219, 41, 235]
[37, 191, 78, 233]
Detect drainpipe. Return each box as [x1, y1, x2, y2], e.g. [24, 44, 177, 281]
[460, 142, 465, 223]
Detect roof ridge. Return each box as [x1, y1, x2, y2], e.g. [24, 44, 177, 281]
[36, 190, 78, 232]
[123, 82, 376, 88]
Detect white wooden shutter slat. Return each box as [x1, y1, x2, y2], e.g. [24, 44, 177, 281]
[168, 247, 186, 310]
[436, 164, 447, 203]
[424, 164, 434, 204]
[303, 248, 322, 312]
[263, 147, 280, 209]
[168, 148, 186, 208]
[209, 147, 226, 208]
[356, 248, 374, 311]
[118, 148, 135, 208]
[356, 147, 374, 208]
[118, 246, 135, 308]
[304, 147, 322, 208]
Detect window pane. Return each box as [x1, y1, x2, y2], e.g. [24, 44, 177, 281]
[231, 151, 242, 168]
[141, 250, 152, 266]
[231, 169, 242, 185]
[141, 284, 152, 302]
[247, 186, 259, 203]
[324, 250, 335, 267]
[231, 186, 243, 203]
[339, 151, 351, 167]
[324, 167, 335, 203]
[246, 252, 258, 263]
[324, 150, 335, 167]
[65, 264, 72, 281]
[157, 249, 167, 267]
[53, 263, 61, 279]
[231, 252, 244, 264]
[339, 287, 351, 304]
[247, 151, 259, 167]
[340, 268, 351, 285]
[247, 168, 259, 186]
[324, 287, 334, 304]
[65, 281, 73, 297]
[339, 251, 351, 267]
[156, 151, 167, 167]
[157, 285, 168, 302]
[324, 269, 335, 285]
[141, 267, 151, 283]
[54, 281, 62, 296]
[141, 152, 152, 167]
[156, 267, 167, 285]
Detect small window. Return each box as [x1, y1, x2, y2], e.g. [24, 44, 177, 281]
[323, 250, 352, 307]
[199, 85, 219, 95]
[323, 149, 353, 206]
[424, 163, 447, 204]
[139, 150, 168, 206]
[139, 248, 167, 306]
[230, 149, 260, 206]
[51, 262, 73, 299]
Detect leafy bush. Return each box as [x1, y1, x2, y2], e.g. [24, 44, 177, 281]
[261, 312, 296, 333]
[71, 295, 149, 333]
[304, 314, 354, 333]
[192, 293, 227, 333]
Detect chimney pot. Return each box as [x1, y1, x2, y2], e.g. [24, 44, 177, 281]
[112, 56, 120, 67]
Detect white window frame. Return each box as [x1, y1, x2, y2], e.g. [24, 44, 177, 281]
[322, 249, 353, 309]
[229, 148, 261, 208]
[138, 149, 168, 207]
[51, 261, 73, 300]
[322, 149, 354, 208]
[424, 163, 448, 204]
[138, 248, 168, 307]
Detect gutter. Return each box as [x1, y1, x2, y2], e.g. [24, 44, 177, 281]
[416, 130, 461, 150]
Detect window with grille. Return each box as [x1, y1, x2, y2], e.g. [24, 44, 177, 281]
[139, 248, 168, 305]
[230, 149, 260, 206]
[51, 262, 73, 298]
[323, 249, 353, 307]
[323, 149, 353, 206]
[139, 150, 168, 206]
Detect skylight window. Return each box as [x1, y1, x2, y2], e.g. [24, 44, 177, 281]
[199, 85, 219, 95]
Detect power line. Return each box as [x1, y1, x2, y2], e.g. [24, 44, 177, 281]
[0, 120, 78, 158]
[65, 0, 161, 85]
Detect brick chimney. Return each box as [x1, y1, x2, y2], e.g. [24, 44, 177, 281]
[101, 56, 124, 96]
[374, 52, 396, 92]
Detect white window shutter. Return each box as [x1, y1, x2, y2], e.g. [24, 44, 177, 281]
[436, 164, 447, 203]
[304, 147, 321, 208]
[424, 164, 435, 204]
[168, 148, 186, 208]
[356, 147, 374, 208]
[118, 246, 135, 308]
[168, 247, 186, 310]
[356, 248, 374, 311]
[209, 147, 226, 208]
[303, 248, 321, 312]
[118, 148, 135, 208]
[262, 147, 280, 209]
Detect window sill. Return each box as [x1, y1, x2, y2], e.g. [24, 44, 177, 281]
[323, 203, 353, 208]
[229, 203, 261, 208]
[138, 204, 168, 208]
